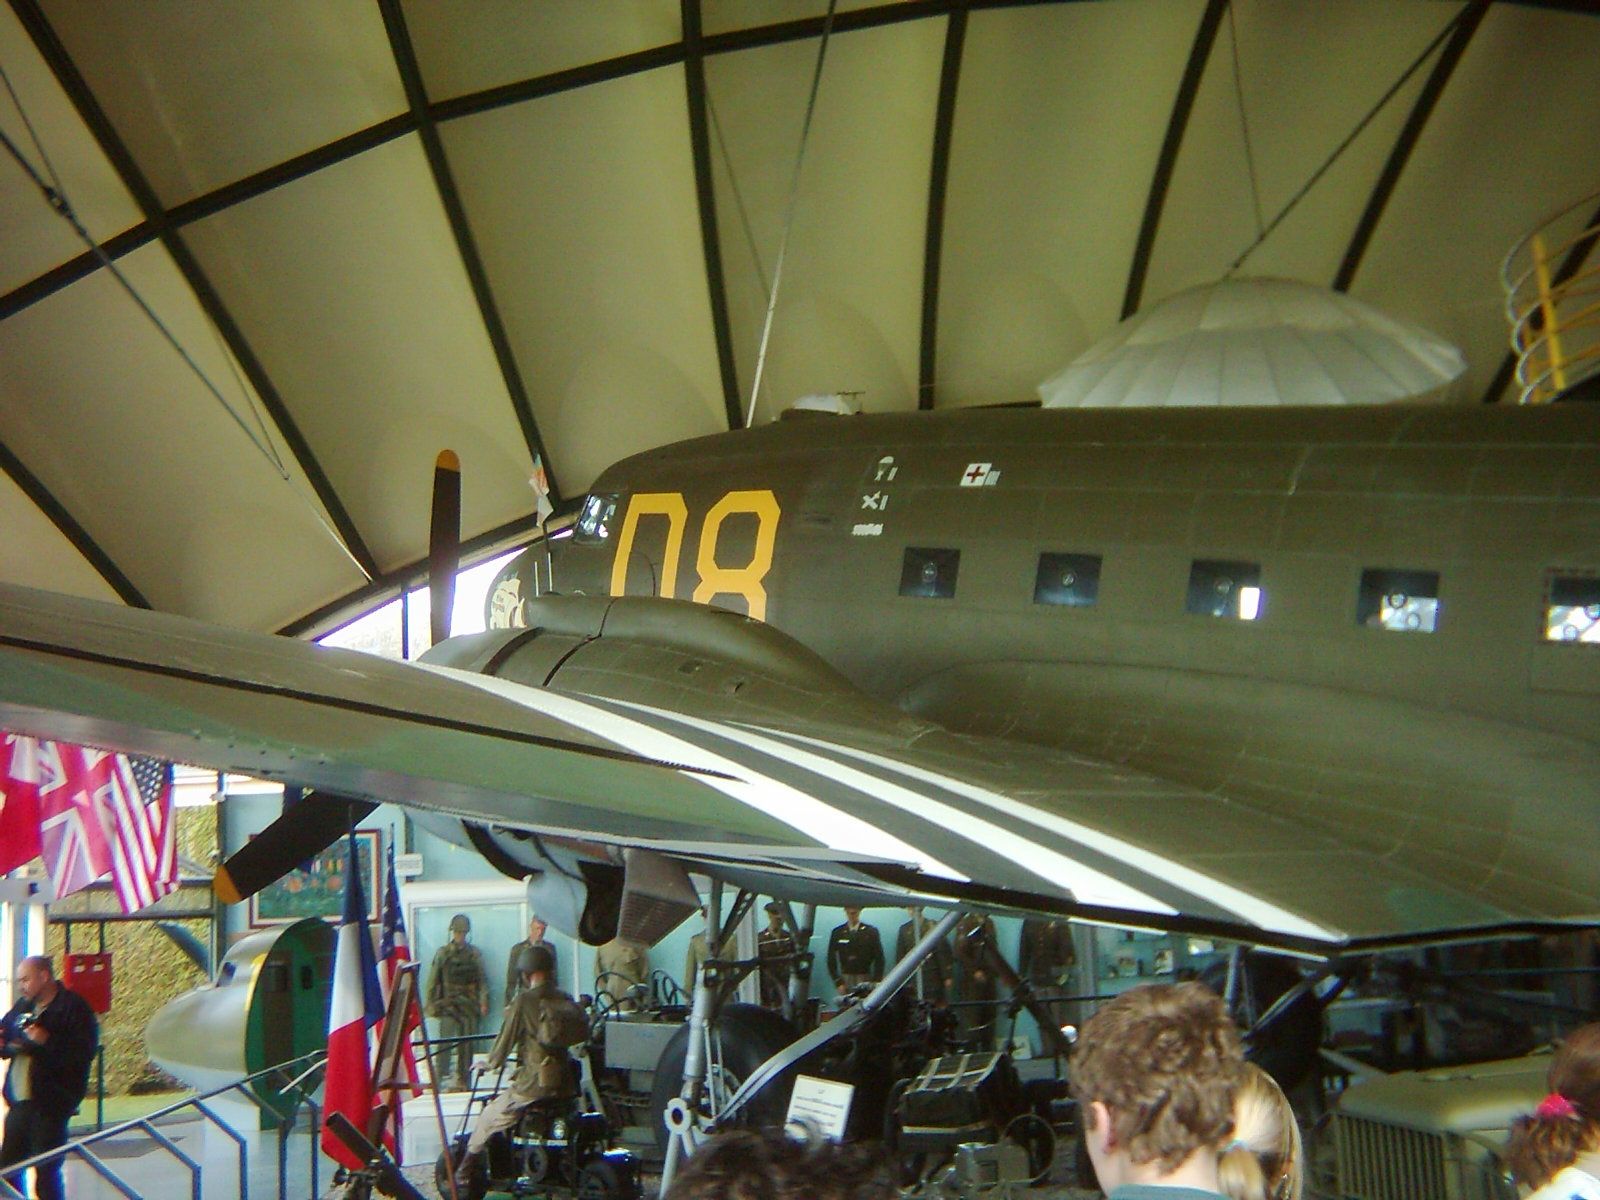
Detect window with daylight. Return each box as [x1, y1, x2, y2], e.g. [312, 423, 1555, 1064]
[1357, 568, 1440, 633]
[1186, 560, 1263, 620]
[1034, 553, 1102, 607]
[575, 492, 621, 543]
[900, 547, 960, 599]
[1545, 574, 1600, 644]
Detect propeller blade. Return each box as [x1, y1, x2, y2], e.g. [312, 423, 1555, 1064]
[429, 449, 461, 647]
[213, 794, 377, 904]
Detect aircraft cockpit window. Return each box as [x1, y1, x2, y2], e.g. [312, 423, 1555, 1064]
[900, 547, 960, 599]
[574, 493, 621, 544]
[1357, 568, 1440, 633]
[1545, 574, 1600, 644]
[1186, 560, 1263, 620]
[1034, 553, 1101, 607]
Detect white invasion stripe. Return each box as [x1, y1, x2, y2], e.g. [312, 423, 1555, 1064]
[417, 665, 963, 882]
[624, 706, 1175, 917]
[781, 732, 1340, 942]
[328, 924, 368, 1030]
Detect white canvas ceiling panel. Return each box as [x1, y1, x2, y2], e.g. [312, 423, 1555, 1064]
[1143, 0, 1442, 302]
[37, 0, 405, 207]
[708, 19, 944, 420]
[438, 68, 727, 493]
[403, 0, 680, 102]
[0, 3, 142, 294]
[1350, 4, 1600, 403]
[179, 134, 534, 572]
[0, 243, 357, 628]
[937, 2, 1202, 409]
[0, 469, 120, 604]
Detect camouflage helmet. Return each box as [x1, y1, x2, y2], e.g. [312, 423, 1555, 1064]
[449, 913, 471, 934]
[518, 943, 555, 977]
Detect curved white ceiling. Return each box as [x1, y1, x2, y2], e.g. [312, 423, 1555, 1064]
[0, 0, 1596, 634]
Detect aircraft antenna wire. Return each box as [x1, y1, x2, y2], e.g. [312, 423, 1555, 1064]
[707, 93, 771, 300]
[744, 0, 840, 430]
[1225, 1, 1266, 243]
[1226, 2, 1467, 274]
[0, 54, 376, 583]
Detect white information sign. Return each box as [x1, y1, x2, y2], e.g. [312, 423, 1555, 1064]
[784, 1074, 855, 1141]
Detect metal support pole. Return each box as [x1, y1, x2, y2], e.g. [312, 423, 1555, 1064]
[194, 1099, 250, 1200]
[137, 1117, 203, 1200]
[660, 958, 719, 1192]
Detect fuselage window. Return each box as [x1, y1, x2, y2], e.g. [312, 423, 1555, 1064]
[1186, 560, 1263, 620]
[1034, 553, 1101, 607]
[574, 493, 621, 544]
[1545, 574, 1600, 644]
[900, 547, 960, 599]
[1357, 568, 1439, 633]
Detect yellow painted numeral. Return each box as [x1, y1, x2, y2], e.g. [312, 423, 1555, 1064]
[693, 490, 781, 622]
[610, 492, 688, 598]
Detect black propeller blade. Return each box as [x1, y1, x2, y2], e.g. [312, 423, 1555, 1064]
[429, 449, 461, 647]
[213, 794, 377, 904]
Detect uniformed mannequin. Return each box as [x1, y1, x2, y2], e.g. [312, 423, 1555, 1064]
[896, 907, 954, 1004]
[454, 944, 586, 1191]
[505, 914, 558, 1002]
[827, 908, 884, 996]
[757, 902, 798, 1009]
[684, 908, 731, 993]
[426, 913, 489, 1090]
[595, 936, 650, 1012]
[952, 914, 1000, 1048]
[1019, 916, 1077, 1037]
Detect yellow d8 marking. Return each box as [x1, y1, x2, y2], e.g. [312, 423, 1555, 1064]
[610, 489, 780, 621]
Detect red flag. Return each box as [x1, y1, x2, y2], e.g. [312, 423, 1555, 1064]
[376, 847, 421, 1161]
[0, 734, 45, 873]
[321, 835, 383, 1170]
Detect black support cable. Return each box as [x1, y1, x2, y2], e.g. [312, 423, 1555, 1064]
[917, 3, 969, 411]
[682, 0, 744, 430]
[7, 0, 380, 580]
[0, 437, 149, 608]
[376, 0, 561, 505]
[1333, 0, 1488, 293]
[1121, 0, 1227, 320]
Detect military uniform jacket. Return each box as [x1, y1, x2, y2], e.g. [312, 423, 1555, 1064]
[952, 915, 999, 994]
[505, 937, 558, 1000]
[757, 927, 797, 1003]
[595, 938, 649, 1003]
[1018, 918, 1076, 986]
[485, 981, 583, 1102]
[426, 940, 488, 1022]
[827, 922, 885, 982]
[896, 918, 954, 1001]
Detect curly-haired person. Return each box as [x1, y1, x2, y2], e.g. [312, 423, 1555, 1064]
[1506, 1023, 1600, 1199]
[1070, 980, 1247, 1199]
[663, 1130, 896, 1200]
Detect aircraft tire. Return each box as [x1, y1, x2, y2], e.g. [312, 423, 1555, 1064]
[648, 1003, 797, 1153]
[1199, 952, 1322, 1092]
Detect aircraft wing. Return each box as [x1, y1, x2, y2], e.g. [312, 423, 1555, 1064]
[0, 584, 1587, 955]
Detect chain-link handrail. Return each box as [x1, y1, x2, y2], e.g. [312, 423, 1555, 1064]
[0, 1048, 325, 1200]
[1501, 188, 1600, 404]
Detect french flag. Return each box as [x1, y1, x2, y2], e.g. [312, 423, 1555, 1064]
[320, 833, 383, 1170]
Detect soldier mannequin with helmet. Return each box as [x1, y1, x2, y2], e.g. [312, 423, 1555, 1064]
[427, 913, 489, 1091]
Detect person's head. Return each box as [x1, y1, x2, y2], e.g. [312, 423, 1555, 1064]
[15, 956, 55, 1004]
[1069, 981, 1245, 1191]
[528, 914, 547, 942]
[449, 913, 471, 944]
[1217, 1064, 1302, 1200]
[764, 902, 784, 929]
[844, 907, 862, 926]
[1507, 1022, 1600, 1189]
[663, 1130, 895, 1200]
[518, 943, 555, 984]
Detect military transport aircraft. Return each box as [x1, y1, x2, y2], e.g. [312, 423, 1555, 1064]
[0, 401, 1597, 961]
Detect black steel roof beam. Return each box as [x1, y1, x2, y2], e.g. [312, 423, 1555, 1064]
[1333, 0, 1488, 293]
[918, 3, 969, 411]
[1481, 193, 1600, 403]
[377, 0, 561, 504]
[0, 437, 148, 608]
[8, 0, 379, 581]
[682, 0, 743, 430]
[1121, 0, 1226, 320]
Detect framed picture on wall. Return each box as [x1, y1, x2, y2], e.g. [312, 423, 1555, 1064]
[248, 828, 382, 926]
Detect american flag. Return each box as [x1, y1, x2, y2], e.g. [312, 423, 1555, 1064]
[375, 845, 421, 1160]
[111, 755, 176, 913]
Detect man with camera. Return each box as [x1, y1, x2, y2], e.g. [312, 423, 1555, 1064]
[2, 956, 98, 1200]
